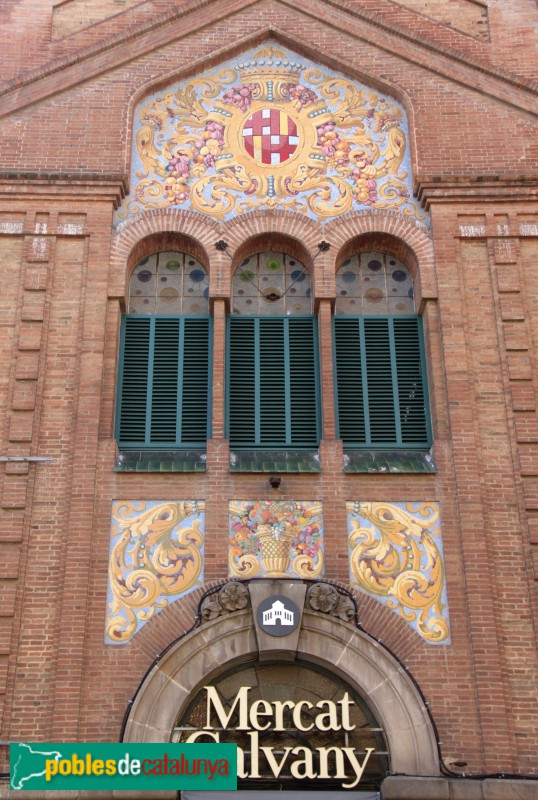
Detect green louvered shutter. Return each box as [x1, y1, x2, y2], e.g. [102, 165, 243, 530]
[116, 315, 211, 448]
[334, 315, 431, 448]
[227, 316, 320, 448]
[117, 316, 152, 445]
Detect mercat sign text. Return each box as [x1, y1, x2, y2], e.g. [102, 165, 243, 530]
[185, 686, 376, 788]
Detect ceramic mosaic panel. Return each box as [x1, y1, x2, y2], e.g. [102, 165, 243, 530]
[115, 44, 427, 226]
[335, 252, 414, 315]
[347, 501, 450, 644]
[228, 500, 324, 579]
[105, 500, 205, 644]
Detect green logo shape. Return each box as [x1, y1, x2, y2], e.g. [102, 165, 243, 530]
[10, 743, 237, 791]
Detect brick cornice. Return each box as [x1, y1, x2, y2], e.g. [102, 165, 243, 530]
[318, 0, 538, 93]
[275, 0, 538, 115]
[417, 176, 538, 207]
[0, 0, 260, 113]
[0, 0, 536, 122]
[0, 175, 127, 207]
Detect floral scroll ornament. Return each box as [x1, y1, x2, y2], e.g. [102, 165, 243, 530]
[347, 502, 450, 644]
[106, 500, 204, 644]
[228, 500, 324, 579]
[115, 45, 427, 225]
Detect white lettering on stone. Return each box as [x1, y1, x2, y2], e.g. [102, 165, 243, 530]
[249, 699, 273, 731]
[58, 223, 84, 235]
[31, 237, 48, 260]
[185, 730, 218, 743]
[338, 692, 355, 731]
[459, 225, 486, 237]
[519, 224, 538, 236]
[272, 699, 295, 730]
[289, 746, 316, 779]
[0, 221, 23, 233]
[292, 699, 314, 732]
[314, 699, 339, 731]
[186, 721, 376, 788]
[340, 747, 375, 788]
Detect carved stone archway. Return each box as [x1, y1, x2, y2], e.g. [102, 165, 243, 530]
[123, 583, 439, 777]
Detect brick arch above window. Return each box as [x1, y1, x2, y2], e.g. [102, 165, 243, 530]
[126, 231, 210, 278]
[110, 206, 436, 308]
[325, 213, 437, 308]
[109, 209, 221, 301]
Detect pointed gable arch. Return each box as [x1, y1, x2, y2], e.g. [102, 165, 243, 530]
[115, 43, 428, 228]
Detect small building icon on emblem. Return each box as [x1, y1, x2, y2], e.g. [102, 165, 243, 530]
[262, 599, 294, 626]
[256, 594, 301, 637]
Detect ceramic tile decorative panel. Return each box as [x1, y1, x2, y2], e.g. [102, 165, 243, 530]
[228, 500, 324, 579]
[105, 500, 205, 644]
[347, 501, 450, 644]
[115, 44, 427, 226]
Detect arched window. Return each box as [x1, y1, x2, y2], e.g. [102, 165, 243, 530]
[333, 251, 431, 449]
[335, 252, 414, 316]
[227, 252, 320, 450]
[116, 251, 211, 450]
[128, 251, 209, 315]
[232, 252, 311, 315]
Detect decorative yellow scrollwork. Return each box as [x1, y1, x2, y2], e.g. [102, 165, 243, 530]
[106, 500, 205, 644]
[348, 502, 449, 644]
[115, 45, 428, 225]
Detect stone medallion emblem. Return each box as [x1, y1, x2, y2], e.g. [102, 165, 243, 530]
[256, 595, 301, 637]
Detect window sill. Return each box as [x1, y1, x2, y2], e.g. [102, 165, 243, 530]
[343, 449, 436, 474]
[229, 450, 321, 473]
[114, 450, 207, 472]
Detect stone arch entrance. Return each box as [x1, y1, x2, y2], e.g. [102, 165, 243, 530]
[173, 658, 389, 791]
[123, 581, 439, 783]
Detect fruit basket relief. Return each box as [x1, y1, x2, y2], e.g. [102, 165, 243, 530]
[229, 500, 324, 579]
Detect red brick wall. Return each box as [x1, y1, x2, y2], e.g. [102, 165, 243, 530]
[1, 0, 538, 783]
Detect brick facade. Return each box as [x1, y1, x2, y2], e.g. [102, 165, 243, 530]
[0, 2, 537, 798]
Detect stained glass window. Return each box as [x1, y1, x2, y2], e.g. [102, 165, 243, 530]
[232, 251, 311, 315]
[129, 251, 209, 314]
[335, 251, 414, 315]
